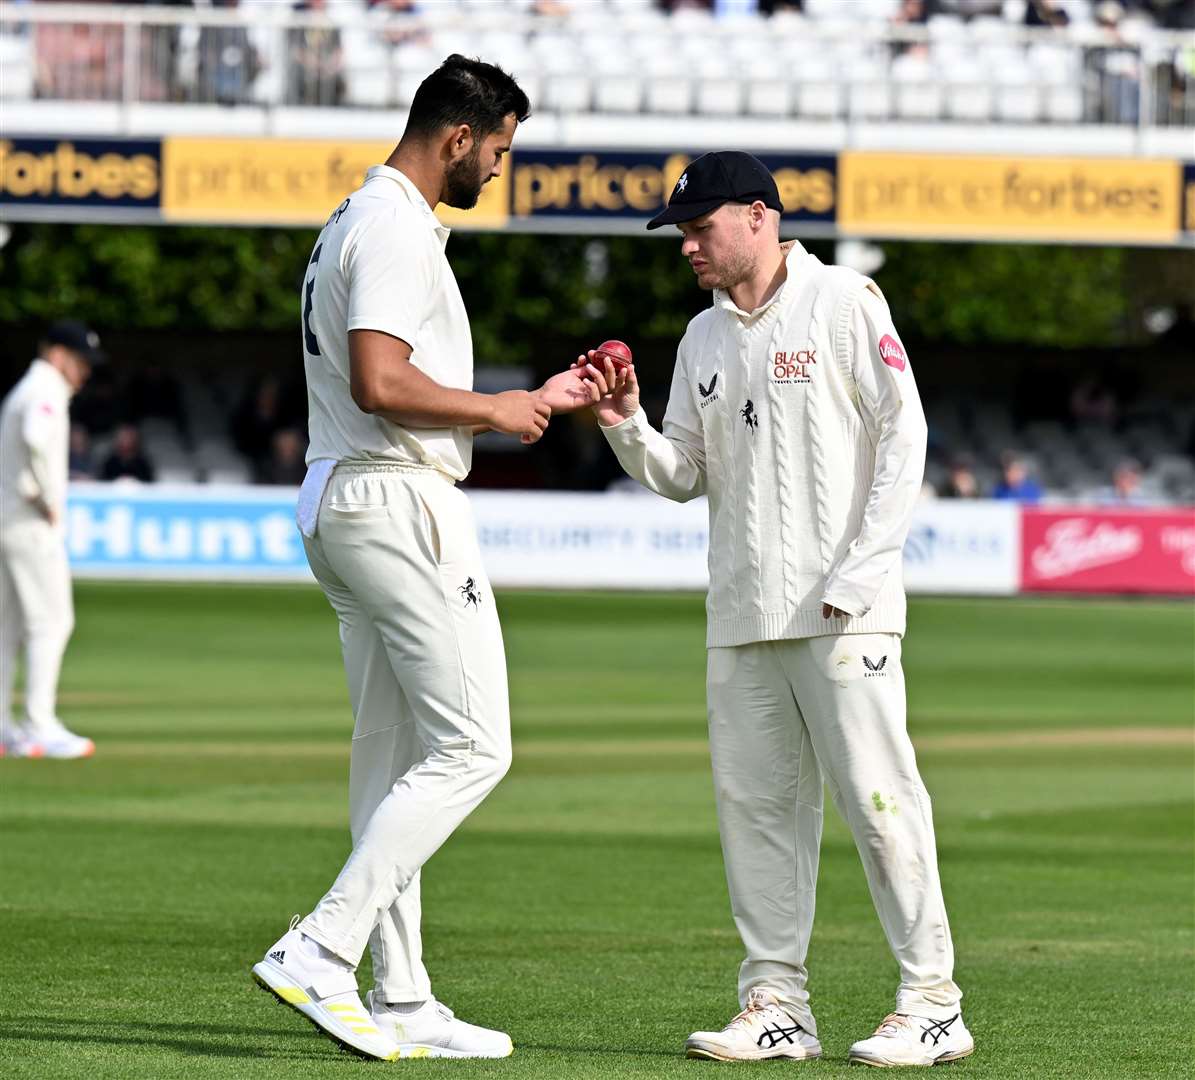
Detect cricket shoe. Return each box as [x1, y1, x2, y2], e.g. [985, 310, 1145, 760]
[366, 991, 514, 1059]
[685, 987, 822, 1062]
[252, 917, 399, 1061]
[0, 722, 44, 758]
[32, 720, 94, 759]
[848, 1011, 974, 1067]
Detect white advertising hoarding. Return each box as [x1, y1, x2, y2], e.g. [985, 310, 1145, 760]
[65, 484, 1018, 596]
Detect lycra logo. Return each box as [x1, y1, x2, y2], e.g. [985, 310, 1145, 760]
[772, 348, 816, 384]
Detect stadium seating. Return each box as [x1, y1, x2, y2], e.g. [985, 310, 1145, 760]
[0, 0, 1191, 128]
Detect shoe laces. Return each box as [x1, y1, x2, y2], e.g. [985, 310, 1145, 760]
[873, 1013, 912, 1037]
[724, 989, 775, 1031]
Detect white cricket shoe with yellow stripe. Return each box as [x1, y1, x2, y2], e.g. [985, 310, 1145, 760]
[366, 991, 514, 1059]
[252, 917, 399, 1061]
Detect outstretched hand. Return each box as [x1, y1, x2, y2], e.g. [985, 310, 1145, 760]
[536, 368, 601, 414]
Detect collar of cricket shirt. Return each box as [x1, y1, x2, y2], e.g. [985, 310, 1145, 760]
[713, 240, 809, 324]
[365, 164, 452, 247]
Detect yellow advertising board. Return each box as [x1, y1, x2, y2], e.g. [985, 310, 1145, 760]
[160, 137, 509, 229]
[838, 152, 1183, 244]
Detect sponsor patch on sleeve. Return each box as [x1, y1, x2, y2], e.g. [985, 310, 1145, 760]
[878, 334, 908, 372]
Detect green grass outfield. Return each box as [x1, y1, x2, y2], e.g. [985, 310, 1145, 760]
[1, 584, 1192, 1079]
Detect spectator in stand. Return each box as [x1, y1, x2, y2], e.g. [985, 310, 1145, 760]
[232, 375, 290, 473]
[34, 4, 123, 101]
[100, 424, 155, 483]
[68, 424, 94, 480]
[891, 0, 935, 57]
[289, 0, 346, 106]
[941, 456, 980, 499]
[992, 452, 1043, 503]
[1101, 458, 1152, 506]
[1025, 0, 1070, 26]
[197, 0, 262, 106]
[1090, 1, 1142, 122]
[256, 428, 308, 486]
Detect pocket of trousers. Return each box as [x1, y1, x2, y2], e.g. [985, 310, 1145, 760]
[412, 488, 443, 564]
[323, 504, 392, 523]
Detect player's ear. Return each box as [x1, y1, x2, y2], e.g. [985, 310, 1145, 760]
[444, 123, 473, 161]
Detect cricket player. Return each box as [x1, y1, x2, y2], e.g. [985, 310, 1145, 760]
[251, 55, 594, 1061]
[579, 152, 973, 1067]
[0, 320, 101, 761]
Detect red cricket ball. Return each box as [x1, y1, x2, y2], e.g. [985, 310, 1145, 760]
[592, 339, 632, 372]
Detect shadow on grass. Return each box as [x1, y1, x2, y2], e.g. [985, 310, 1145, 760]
[0, 1016, 328, 1061]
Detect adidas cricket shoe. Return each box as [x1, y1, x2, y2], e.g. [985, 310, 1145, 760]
[367, 991, 514, 1059]
[685, 987, 822, 1062]
[32, 720, 94, 759]
[252, 917, 399, 1061]
[848, 1011, 974, 1067]
[0, 722, 44, 758]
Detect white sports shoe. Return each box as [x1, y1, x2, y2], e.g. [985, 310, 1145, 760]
[252, 917, 399, 1061]
[685, 988, 822, 1062]
[848, 1011, 974, 1067]
[0, 722, 44, 758]
[32, 720, 94, 759]
[367, 991, 514, 1059]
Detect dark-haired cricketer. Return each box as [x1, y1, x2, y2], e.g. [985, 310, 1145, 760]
[251, 55, 594, 1061]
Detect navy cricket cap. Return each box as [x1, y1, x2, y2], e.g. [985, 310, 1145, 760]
[43, 319, 106, 366]
[647, 151, 783, 230]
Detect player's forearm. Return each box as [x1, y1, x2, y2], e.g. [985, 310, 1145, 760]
[601, 409, 706, 502]
[823, 408, 927, 615]
[352, 361, 495, 429]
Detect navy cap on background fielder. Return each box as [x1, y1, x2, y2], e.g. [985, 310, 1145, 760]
[43, 319, 106, 366]
[647, 151, 783, 230]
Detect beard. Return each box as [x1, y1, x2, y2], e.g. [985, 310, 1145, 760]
[700, 245, 756, 292]
[443, 146, 486, 210]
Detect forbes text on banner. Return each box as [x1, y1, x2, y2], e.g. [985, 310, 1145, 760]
[1021, 508, 1195, 595]
[66, 485, 310, 581]
[0, 136, 161, 216]
[838, 152, 1182, 244]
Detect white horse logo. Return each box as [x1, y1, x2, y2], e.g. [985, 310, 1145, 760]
[675, 173, 688, 194]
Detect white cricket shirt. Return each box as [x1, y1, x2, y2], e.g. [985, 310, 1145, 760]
[0, 359, 71, 530]
[302, 165, 474, 479]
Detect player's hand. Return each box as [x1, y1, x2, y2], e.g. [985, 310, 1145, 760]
[574, 350, 639, 427]
[822, 603, 850, 620]
[28, 496, 57, 526]
[536, 369, 600, 414]
[489, 390, 551, 445]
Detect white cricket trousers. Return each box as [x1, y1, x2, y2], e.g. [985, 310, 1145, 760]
[299, 465, 511, 1003]
[707, 633, 960, 1037]
[0, 520, 74, 736]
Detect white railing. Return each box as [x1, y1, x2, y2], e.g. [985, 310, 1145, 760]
[0, 1, 1192, 128]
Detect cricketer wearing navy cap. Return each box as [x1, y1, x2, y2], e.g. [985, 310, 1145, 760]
[647, 150, 783, 230]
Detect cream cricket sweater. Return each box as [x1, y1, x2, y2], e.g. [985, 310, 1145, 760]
[601, 242, 927, 649]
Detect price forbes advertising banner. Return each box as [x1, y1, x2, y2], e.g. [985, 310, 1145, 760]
[2, 135, 1191, 246]
[1021, 508, 1195, 595]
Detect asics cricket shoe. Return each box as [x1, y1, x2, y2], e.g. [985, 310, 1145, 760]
[848, 1011, 974, 1067]
[252, 917, 399, 1061]
[32, 720, 94, 759]
[367, 992, 514, 1059]
[0, 722, 44, 758]
[685, 987, 822, 1062]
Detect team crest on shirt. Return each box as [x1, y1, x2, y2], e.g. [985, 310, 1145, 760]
[772, 347, 817, 385]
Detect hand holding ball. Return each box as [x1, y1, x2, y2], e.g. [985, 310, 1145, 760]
[591, 340, 632, 373]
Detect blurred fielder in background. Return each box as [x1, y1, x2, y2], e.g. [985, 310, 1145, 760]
[251, 55, 592, 1062]
[0, 319, 101, 760]
[581, 152, 973, 1068]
